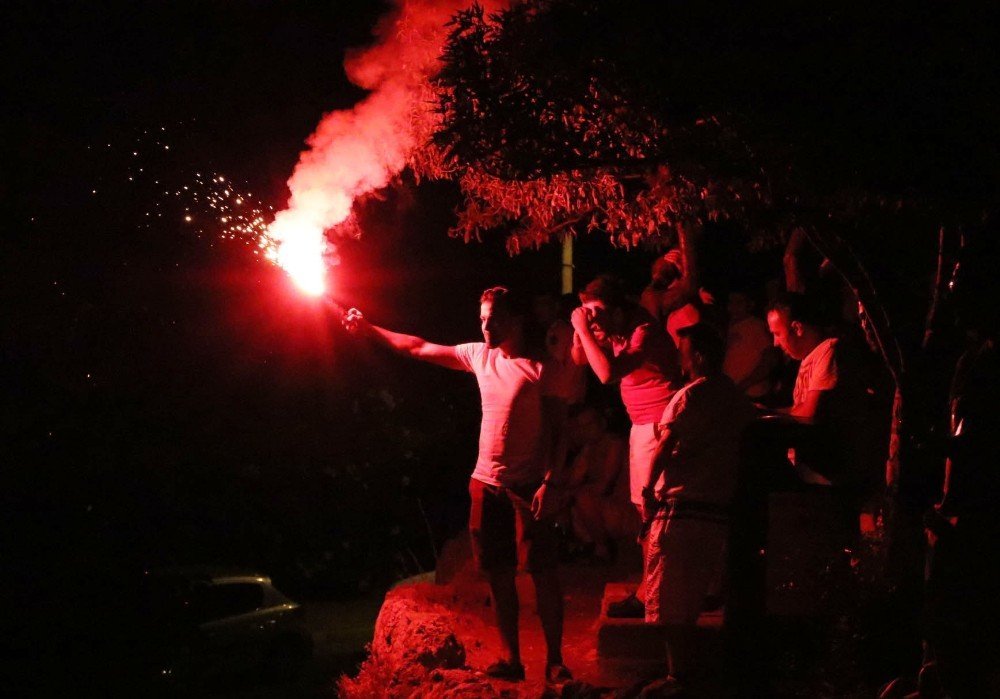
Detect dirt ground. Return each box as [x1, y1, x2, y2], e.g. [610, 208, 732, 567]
[340, 537, 675, 697]
[338, 526, 883, 698]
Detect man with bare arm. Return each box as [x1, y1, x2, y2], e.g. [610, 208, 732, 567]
[571, 274, 680, 617]
[766, 292, 872, 497]
[336, 287, 572, 684]
[640, 323, 755, 695]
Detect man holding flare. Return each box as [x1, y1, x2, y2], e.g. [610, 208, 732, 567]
[333, 288, 573, 685]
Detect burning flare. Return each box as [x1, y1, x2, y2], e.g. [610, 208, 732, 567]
[264, 213, 328, 296]
[264, 0, 507, 296]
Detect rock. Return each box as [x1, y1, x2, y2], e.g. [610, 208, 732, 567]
[372, 594, 467, 671]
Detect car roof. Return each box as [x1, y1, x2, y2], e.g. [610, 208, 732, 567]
[144, 566, 272, 586]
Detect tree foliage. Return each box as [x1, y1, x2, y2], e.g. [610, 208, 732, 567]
[413, 0, 771, 252]
[414, 0, 998, 257]
[409, 0, 1000, 510]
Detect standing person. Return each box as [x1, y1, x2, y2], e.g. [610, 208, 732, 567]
[571, 274, 680, 616]
[640, 249, 701, 346]
[533, 292, 588, 410]
[640, 323, 755, 695]
[918, 328, 1000, 699]
[336, 287, 572, 684]
[640, 249, 687, 326]
[918, 239, 1000, 699]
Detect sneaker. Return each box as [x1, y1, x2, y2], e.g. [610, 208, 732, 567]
[545, 663, 573, 684]
[484, 658, 525, 681]
[607, 592, 645, 618]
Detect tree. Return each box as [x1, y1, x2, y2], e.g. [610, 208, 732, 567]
[413, 0, 998, 480]
[412, 0, 1000, 675]
[415, 1, 767, 254]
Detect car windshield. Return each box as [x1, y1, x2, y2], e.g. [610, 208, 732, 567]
[141, 577, 266, 625]
[190, 582, 265, 623]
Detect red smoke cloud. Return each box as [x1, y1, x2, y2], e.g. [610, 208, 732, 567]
[266, 0, 507, 296]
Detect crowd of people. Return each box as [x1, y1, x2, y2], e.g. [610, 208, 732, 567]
[332, 237, 997, 697]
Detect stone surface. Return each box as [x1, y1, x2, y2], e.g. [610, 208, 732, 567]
[595, 582, 723, 662]
[340, 521, 873, 697]
[341, 535, 651, 697]
[372, 596, 466, 671]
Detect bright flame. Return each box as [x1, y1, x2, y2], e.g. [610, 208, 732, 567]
[265, 212, 329, 296]
[264, 0, 508, 296]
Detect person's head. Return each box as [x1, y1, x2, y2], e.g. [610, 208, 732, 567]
[479, 286, 526, 350]
[726, 287, 759, 322]
[568, 403, 608, 447]
[766, 293, 826, 360]
[531, 292, 561, 326]
[677, 323, 725, 379]
[578, 274, 628, 337]
[650, 249, 683, 290]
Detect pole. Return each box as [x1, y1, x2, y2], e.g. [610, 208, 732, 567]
[561, 236, 574, 295]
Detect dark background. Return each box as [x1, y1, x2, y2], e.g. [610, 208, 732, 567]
[3, 2, 995, 695]
[2, 0, 661, 662]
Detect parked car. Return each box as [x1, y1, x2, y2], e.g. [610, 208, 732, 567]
[135, 567, 313, 691]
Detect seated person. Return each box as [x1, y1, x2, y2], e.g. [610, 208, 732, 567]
[765, 292, 872, 491]
[564, 403, 639, 562]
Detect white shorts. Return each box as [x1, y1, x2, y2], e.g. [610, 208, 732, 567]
[628, 422, 662, 506]
[644, 516, 727, 625]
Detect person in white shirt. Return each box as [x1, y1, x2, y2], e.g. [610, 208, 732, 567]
[640, 323, 755, 694]
[334, 287, 572, 684]
[767, 292, 874, 515]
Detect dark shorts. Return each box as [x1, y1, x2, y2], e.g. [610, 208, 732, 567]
[468, 478, 559, 574]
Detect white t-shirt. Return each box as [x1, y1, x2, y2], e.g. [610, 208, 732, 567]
[657, 376, 754, 505]
[790, 336, 876, 486]
[455, 343, 546, 487]
[657, 375, 754, 506]
[793, 337, 838, 409]
[789, 337, 839, 484]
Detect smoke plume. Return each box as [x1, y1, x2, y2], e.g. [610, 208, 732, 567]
[266, 0, 507, 295]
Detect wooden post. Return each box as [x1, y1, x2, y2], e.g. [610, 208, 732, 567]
[561, 235, 573, 295]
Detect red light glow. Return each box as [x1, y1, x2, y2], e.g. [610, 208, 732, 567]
[265, 212, 329, 296]
[264, 1, 507, 298]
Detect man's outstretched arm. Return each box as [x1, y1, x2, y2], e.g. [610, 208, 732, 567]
[336, 305, 465, 371]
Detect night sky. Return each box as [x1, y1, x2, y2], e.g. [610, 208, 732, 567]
[4, 1, 1000, 695]
[4, 0, 650, 623]
[3, 5, 503, 688]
